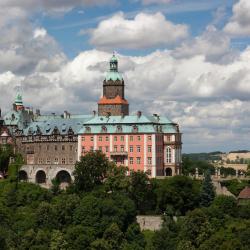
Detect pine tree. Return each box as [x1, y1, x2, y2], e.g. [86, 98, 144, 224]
[200, 171, 215, 207]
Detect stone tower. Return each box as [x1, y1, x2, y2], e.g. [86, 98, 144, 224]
[98, 54, 129, 116]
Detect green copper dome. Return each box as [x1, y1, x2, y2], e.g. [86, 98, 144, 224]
[15, 93, 23, 105]
[105, 53, 123, 81]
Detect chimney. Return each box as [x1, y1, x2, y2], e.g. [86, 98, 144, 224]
[93, 110, 96, 116]
[137, 111, 142, 118]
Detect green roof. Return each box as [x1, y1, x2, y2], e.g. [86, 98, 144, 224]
[110, 54, 118, 62]
[105, 71, 122, 81]
[15, 93, 23, 105]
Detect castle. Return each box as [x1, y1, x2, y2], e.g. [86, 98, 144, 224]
[0, 54, 182, 187]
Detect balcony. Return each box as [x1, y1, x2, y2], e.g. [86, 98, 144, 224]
[110, 151, 128, 156]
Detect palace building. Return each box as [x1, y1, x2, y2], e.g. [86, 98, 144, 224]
[0, 54, 182, 187]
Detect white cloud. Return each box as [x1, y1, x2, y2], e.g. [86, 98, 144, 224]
[33, 28, 47, 39]
[89, 12, 189, 49]
[224, 0, 250, 37]
[2, 47, 250, 152]
[172, 26, 236, 64]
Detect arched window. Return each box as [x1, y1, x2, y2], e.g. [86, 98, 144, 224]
[166, 147, 172, 163]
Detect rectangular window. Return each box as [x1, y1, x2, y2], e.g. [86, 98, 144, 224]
[148, 145, 152, 153]
[166, 147, 172, 163]
[121, 158, 124, 164]
[105, 146, 109, 152]
[148, 135, 151, 141]
[90, 136, 94, 141]
[130, 157, 133, 164]
[70, 145, 73, 151]
[62, 145, 65, 151]
[106, 136, 109, 141]
[137, 146, 141, 153]
[136, 157, 141, 164]
[47, 145, 49, 151]
[98, 136, 102, 141]
[137, 136, 141, 141]
[121, 145, 124, 152]
[114, 146, 117, 152]
[114, 136, 117, 141]
[130, 136, 133, 141]
[99, 146, 102, 151]
[38, 158, 43, 164]
[54, 158, 59, 164]
[47, 158, 50, 164]
[55, 145, 57, 151]
[82, 136, 85, 141]
[129, 146, 133, 152]
[147, 157, 152, 165]
[62, 158, 66, 164]
[121, 136, 124, 141]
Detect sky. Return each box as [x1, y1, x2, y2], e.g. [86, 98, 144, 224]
[0, 0, 250, 153]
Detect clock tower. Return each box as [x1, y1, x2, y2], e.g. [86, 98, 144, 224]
[98, 54, 129, 116]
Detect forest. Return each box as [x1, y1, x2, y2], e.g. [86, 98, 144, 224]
[0, 150, 250, 249]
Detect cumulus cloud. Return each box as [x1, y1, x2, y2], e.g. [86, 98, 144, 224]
[89, 12, 189, 49]
[224, 0, 250, 37]
[172, 26, 236, 64]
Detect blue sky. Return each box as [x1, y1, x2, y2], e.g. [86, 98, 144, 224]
[1, 0, 250, 153]
[36, 0, 239, 58]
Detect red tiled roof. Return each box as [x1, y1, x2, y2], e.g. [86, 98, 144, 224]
[238, 186, 250, 199]
[98, 95, 128, 105]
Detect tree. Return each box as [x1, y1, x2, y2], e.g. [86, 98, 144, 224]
[128, 171, 156, 213]
[73, 151, 111, 192]
[156, 176, 201, 215]
[200, 171, 215, 207]
[103, 223, 124, 249]
[211, 195, 237, 216]
[50, 230, 68, 250]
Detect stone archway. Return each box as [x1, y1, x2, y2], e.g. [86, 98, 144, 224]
[18, 170, 28, 182]
[36, 170, 46, 184]
[165, 167, 172, 176]
[55, 170, 71, 188]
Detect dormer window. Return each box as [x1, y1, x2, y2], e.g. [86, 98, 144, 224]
[117, 125, 122, 133]
[101, 126, 107, 133]
[52, 126, 60, 135]
[68, 127, 74, 135]
[132, 125, 138, 133]
[85, 126, 91, 133]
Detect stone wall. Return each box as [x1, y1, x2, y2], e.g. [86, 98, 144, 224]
[136, 215, 163, 231]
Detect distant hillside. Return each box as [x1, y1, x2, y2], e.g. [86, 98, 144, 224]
[183, 151, 224, 162]
[229, 150, 250, 153]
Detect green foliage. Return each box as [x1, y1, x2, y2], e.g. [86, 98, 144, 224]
[128, 171, 157, 214]
[200, 171, 215, 207]
[0, 144, 13, 173]
[211, 195, 237, 216]
[73, 151, 112, 192]
[221, 179, 250, 196]
[182, 155, 215, 175]
[156, 175, 201, 215]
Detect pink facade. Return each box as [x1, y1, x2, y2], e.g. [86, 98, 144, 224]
[79, 131, 182, 177]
